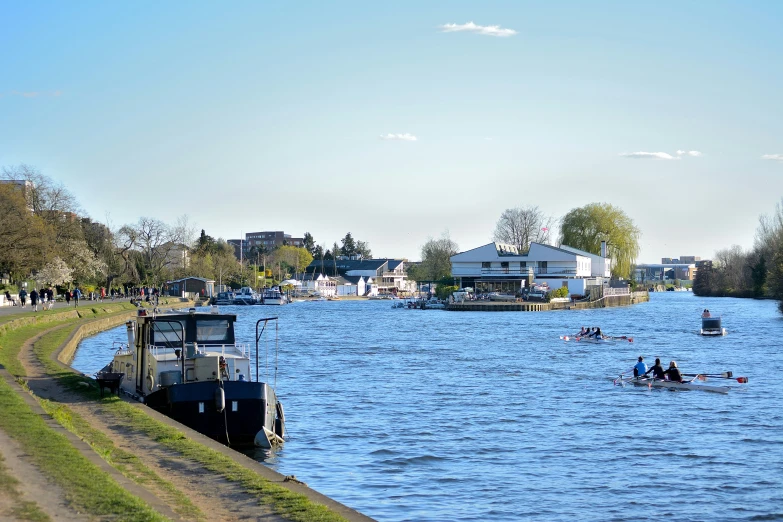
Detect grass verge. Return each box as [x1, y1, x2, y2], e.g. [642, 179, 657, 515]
[0, 453, 50, 521]
[34, 319, 350, 522]
[0, 373, 167, 521]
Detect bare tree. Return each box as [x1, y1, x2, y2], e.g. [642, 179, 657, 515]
[419, 232, 459, 281]
[2, 164, 83, 246]
[493, 206, 554, 253]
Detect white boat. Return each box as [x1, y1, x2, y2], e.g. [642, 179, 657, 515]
[623, 377, 731, 394]
[100, 308, 286, 447]
[261, 287, 286, 305]
[700, 316, 727, 336]
[234, 287, 258, 305]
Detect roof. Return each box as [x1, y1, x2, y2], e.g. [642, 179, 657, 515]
[167, 277, 214, 283]
[343, 275, 365, 285]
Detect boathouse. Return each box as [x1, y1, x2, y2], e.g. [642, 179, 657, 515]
[450, 242, 612, 296]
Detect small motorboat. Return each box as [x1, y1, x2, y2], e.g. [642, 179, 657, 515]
[700, 316, 727, 336]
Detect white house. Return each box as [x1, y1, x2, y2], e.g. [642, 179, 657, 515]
[450, 241, 612, 296]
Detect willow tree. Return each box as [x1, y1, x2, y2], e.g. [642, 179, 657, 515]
[558, 203, 640, 279]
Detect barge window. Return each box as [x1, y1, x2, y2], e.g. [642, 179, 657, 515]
[152, 321, 184, 345]
[196, 319, 231, 342]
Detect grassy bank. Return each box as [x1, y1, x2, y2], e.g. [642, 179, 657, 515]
[0, 302, 352, 522]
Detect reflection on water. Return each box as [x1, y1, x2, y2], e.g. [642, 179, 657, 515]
[74, 293, 783, 521]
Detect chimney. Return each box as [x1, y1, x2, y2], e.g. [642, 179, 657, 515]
[601, 241, 607, 258]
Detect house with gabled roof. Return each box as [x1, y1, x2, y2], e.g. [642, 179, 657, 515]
[305, 257, 410, 294]
[450, 241, 611, 296]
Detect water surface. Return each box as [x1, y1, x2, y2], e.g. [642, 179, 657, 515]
[73, 293, 783, 521]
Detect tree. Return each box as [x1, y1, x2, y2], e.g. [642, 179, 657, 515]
[419, 232, 458, 281]
[692, 261, 715, 296]
[302, 232, 316, 256]
[340, 233, 357, 257]
[750, 255, 767, 297]
[558, 203, 640, 279]
[0, 183, 48, 278]
[492, 206, 553, 252]
[332, 242, 340, 276]
[2, 164, 84, 248]
[356, 240, 372, 259]
[36, 257, 73, 287]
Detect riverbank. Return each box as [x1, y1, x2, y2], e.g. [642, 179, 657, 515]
[0, 301, 374, 521]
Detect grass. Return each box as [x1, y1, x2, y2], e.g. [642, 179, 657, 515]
[29, 327, 205, 520]
[0, 454, 51, 521]
[0, 373, 168, 521]
[33, 321, 350, 522]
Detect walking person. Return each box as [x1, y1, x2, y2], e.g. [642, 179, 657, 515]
[30, 288, 39, 312]
[18, 288, 27, 307]
[73, 287, 81, 307]
[47, 288, 54, 310]
[65, 289, 71, 306]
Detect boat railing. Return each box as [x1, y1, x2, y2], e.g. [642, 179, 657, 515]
[148, 343, 249, 358]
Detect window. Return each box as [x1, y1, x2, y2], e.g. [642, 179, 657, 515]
[196, 319, 231, 342]
[482, 262, 491, 269]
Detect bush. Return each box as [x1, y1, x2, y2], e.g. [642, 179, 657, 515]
[552, 287, 569, 298]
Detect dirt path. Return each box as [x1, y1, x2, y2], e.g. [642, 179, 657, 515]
[0, 410, 84, 521]
[18, 326, 285, 522]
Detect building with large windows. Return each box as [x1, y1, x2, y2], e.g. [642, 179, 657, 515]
[450, 241, 613, 296]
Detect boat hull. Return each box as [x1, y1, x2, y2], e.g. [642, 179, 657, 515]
[629, 377, 730, 394]
[144, 380, 282, 446]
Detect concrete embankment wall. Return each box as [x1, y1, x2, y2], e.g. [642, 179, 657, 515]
[447, 291, 649, 312]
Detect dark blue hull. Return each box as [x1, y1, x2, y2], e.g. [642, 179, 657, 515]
[144, 380, 279, 447]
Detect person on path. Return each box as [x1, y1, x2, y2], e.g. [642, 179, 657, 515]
[73, 287, 81, 307]
[30, 289, 39, 312]
[644, 358, 666, 379]
[100, 287, 106, 301]
[633, 356, 647, 378]
[663, 361, 684, 383]
[4, 291, 15, 306]
[18, 288, 27, 307]
[46, 288, 54, 310]
[65, 290, 71, 306]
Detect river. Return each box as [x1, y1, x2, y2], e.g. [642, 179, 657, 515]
[72, 292, 783, 521]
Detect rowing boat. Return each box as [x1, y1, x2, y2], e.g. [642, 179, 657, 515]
[622, 377, 731, 394]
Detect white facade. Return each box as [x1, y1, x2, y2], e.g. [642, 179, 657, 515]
[450, 242, 611, 296]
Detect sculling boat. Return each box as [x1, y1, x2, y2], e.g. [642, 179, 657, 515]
[626, 377, 731, 394]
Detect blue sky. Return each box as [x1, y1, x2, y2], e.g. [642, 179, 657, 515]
[2, 1, 782, 262]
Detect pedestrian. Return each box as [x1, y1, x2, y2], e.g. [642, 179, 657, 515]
[100, 287, 106, 302]
[47, 288, 54, 310]
[73, 287, 81, 307]
[30, 288, 39, 312]
[19, 288, 27, 307]
[65, 289, 71, 306]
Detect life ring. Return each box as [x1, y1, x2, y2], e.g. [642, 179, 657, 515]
[145, 373, 155, 392]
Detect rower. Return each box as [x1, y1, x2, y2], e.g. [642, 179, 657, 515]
[644, 358, 666, 379]
[663, 360, 684, 382]
[576, 326, 588, 337]
[593, 327, 604, 339]
[633, 356, 647, 378]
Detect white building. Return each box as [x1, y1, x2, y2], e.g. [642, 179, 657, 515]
[450, 241, 612, 297]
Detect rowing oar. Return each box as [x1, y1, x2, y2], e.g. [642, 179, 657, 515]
[608, 336, 634, 343]
[683, 372, 749, 383]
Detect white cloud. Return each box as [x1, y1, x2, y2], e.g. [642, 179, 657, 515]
[676, 150, 702, 157]
[379, 133, 417, 141]
[762, 154, 783, 162]
[619, 151, 677, 160]
[440, 21, 517, 37]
